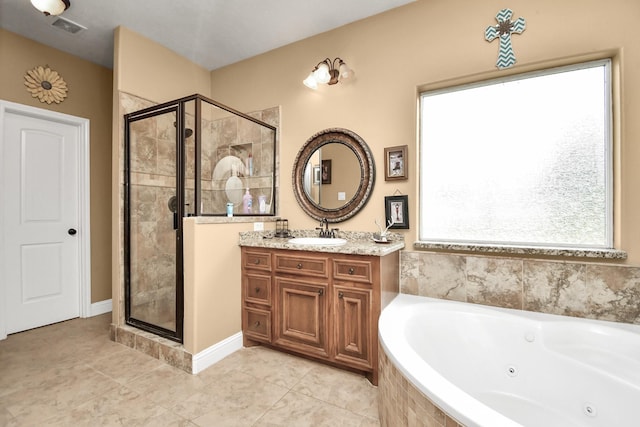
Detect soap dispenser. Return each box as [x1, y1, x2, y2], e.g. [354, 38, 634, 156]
[243, 188, 253, 214]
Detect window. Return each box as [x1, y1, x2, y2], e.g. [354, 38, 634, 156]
[419, 60, 612, 248]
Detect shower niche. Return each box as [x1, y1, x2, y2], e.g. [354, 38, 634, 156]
[124, 94, 277, 342]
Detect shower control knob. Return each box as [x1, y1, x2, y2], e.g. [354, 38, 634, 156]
[68, 228, 77, 235]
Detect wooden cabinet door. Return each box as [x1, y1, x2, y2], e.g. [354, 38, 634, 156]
[274, 277, 329, 359]
[334, 284, 372, 369]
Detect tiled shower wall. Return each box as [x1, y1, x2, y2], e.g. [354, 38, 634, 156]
[203, 107, 278, 215]
[400, 251, 640, 325]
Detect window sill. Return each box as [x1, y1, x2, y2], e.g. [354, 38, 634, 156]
[413, 241, 627, 260]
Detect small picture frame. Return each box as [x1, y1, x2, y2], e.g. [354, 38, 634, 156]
[313, 165, 321, 184]
[384, 145, 408, 181]
[321, 159, 332, 184]
[385, 195, 409, 229]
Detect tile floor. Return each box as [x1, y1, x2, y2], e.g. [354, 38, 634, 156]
[0, 314, 379, 426]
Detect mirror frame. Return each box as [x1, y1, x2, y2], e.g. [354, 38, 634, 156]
[292, 128, 375, 223]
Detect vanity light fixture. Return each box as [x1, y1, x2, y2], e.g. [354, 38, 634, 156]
[30, 0, 70, 16]
[303, 58, 354, 89]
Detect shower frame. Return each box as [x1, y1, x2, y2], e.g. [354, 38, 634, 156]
[124, 94, 277, 342]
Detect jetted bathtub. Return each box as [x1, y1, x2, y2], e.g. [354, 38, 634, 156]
[378, 294, 640, 427]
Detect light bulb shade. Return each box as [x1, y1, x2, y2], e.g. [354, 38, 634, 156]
[303, 72, 318, 89]
[31, 0, 70, 15]
[339, 62, 353, 80]
[313, 63, 331, 84]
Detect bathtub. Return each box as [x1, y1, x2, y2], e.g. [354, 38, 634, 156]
[378, 294, 640, 427]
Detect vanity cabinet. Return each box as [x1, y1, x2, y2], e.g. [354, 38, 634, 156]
[241, 246, 398, 385]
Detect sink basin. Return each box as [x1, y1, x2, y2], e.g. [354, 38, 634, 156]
[288, 237, 347, 246]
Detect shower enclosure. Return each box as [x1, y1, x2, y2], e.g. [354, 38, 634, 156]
[124, 94, 277, 342]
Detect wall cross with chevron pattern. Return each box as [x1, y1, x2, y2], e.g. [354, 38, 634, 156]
[485, 8, 526, 69]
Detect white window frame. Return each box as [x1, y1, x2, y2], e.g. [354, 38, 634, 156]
[418, 59, 613, 250]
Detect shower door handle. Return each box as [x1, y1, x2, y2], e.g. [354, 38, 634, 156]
[173, 212, 178, 230]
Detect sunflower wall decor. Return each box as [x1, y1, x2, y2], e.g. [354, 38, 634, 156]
[24, 65, 68, 104]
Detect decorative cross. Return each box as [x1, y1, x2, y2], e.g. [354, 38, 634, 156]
[485, 9, 526, 69]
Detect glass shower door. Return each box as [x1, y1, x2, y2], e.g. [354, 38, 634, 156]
[125, 106, 183, 341]
[123, 94, 276, 343]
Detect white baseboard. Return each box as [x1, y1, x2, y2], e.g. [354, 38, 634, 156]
[192, 332, 243, 374]
[89, 299, 112, 317]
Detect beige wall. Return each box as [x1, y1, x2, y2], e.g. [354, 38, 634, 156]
[114, 26, 212, 101]
[209, 0, 640, 264]
[183, 220, 257, 353]
[0, 29, 113, 303]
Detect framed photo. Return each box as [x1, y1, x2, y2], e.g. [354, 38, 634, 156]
[321, 159, 332, 184]
[385, 195, 409, 229]
[313, 165, 321, 184]
[384, 145, 408, 181]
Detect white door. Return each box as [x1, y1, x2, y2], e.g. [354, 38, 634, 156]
[2, 111, 80, 334]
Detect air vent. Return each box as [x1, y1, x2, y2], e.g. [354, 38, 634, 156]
[51, 17, 86, 34]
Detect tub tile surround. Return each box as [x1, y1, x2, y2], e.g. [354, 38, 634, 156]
[400, 251, 640, 324]
[378, 345, 462, 427]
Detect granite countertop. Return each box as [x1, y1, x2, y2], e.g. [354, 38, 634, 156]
[238, 230, 405, 256]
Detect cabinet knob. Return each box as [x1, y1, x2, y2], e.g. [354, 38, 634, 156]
[254, 259, 261, 265]
[338, 291, 344, 299]
[348, 267, 355, 275]
[254, 321, 261, 327]
[255, 287, 261, 293]
[296, 263, 303, 269]
[318, 288, 324, 296]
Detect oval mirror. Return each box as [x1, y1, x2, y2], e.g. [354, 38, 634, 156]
[292, 128, 375, 223]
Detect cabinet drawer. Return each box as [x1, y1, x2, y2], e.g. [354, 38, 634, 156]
[274, 253, 329, 278]
[243, 249, 272, 272]
[244, 273, 271, 305]
[243, 307, 271, 342]
[333, 259, 373, 284]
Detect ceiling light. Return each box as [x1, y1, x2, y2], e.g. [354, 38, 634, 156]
[303, 58, 354, 89]
[31, 0, 70, 16]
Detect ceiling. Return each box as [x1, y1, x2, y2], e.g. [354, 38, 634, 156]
[0, 0, 415, 70]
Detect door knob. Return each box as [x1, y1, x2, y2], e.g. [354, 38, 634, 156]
[68, 228, 77, 235]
